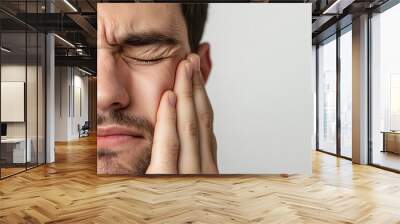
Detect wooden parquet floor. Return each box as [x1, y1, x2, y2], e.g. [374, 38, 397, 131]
[0, 135, 400, 224]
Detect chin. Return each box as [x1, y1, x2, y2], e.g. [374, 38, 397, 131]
[97, 145, 151, 175]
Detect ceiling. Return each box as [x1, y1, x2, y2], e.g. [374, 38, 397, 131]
[0, 0, 98, 74]
[0, 0, 395, 74]
[311, 0, 391, 43]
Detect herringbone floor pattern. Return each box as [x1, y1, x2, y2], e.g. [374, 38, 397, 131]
[1, 135, 400, 223]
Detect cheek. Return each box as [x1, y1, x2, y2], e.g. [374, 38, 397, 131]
[131, 60, 178, 124]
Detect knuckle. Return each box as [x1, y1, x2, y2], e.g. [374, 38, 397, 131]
[157, 108, 176, 123]
[185, 121, 198, 137]
[167, 108, 177, 121]
[193, 79, 203, 90]
[167, 139, 180, 155]
[199, 111, 213, 130]
[179, 89, 193, 98]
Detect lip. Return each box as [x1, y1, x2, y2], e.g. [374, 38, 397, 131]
[97, 126, 144, 137]
[97, 126, 145, 149]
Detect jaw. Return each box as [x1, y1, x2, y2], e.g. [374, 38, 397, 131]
[97, 141, 152, 175]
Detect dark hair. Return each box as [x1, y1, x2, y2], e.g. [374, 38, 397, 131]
[180, 3, 208, 52]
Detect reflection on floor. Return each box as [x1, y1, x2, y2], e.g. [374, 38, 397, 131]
[341, 147, 352, 158]
[373, 150, 400, 171]
[0, 162, 42, 178]
[0, 136, 400, 223]
[0, 167, 25, 178]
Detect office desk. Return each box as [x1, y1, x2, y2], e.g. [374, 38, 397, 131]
[382, 131, 400, 155]
[1, 138, 31, 163]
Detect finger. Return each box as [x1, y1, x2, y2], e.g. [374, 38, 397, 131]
[188, 55, 218, 174]
[174, 57, 201, 174]
[146, 91, 179, 174]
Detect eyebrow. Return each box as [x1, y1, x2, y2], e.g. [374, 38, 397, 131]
[120, 32, 180, 47]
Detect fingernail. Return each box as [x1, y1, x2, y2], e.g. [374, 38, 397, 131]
[168, 91, 176, 106]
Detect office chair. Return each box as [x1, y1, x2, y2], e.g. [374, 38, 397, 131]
[79, 121, 90, 138]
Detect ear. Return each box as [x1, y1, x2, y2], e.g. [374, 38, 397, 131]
[197, 42, 212, 83]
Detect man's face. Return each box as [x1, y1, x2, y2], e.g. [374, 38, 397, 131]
[97, 3, 191, 174]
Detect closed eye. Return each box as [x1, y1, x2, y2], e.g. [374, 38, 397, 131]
[122, 55, 164, 66]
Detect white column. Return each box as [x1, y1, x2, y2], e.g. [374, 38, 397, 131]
[352, 14, 369, 164]
[46, 1, 56, 163]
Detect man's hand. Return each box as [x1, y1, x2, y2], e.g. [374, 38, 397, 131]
[146, 54, 218, 174]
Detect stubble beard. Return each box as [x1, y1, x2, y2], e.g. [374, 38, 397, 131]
[97, 110, 154, 175]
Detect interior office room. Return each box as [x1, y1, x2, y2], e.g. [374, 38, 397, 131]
[315, 0, 400, 172]
[0, 1, 46, 178]
[0, 0, 96, 179]
[0, 0, 399, 223]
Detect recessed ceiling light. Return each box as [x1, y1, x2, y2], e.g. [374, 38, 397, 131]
[1, 47, 11, 53]
[63, 0, 78, 12]
[323, 0, 354, 15]
[77, 67, 93, 76]
[54, 34, 75, 48]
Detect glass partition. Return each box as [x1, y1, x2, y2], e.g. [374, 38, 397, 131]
[0, 1, 46, 179]
[1, 30, 28, 177]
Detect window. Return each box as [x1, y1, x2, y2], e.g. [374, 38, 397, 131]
[370, 2, 400, 171]
[318, 36, 337, 154]
[339, 28, 352, 158]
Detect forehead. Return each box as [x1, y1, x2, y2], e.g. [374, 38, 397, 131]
[98, 3, 186, 44]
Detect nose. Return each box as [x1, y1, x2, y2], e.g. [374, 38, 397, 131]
[97, 49, 130, 113]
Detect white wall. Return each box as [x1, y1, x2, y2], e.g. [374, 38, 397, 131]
[1, 63, 46, 163]
[1, 66, 26, 126]
[1, 82, 25, 122]
[202, 4, 313, 174]
[54, 67, 89, 141]
[55, 67, 68, 141]
[72, 72, 89, 138]
[1, 65, 41, 138]
[312, 45, 317, 150]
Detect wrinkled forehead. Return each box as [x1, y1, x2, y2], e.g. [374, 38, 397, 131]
[98, 3, 187, 46]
